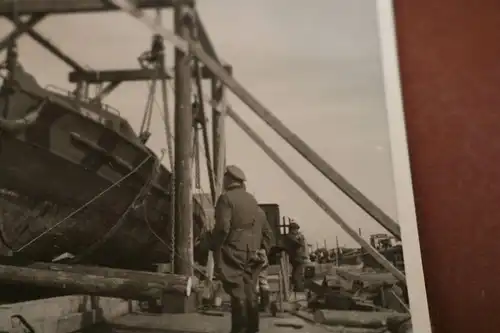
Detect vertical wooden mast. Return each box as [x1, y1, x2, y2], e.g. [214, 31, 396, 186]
[173, 3, 193, 276]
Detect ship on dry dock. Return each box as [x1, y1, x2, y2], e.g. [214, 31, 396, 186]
[0, 1, 413, 333]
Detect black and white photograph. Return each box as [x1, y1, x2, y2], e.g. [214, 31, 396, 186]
[0, 1, 431, 333]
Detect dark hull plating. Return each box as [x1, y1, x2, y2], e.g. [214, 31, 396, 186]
[0, 66, 207, 270]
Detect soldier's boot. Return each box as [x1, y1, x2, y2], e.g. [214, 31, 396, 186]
[247, 298, 260, 333]
[230, 298, 247, 333]
[259, 290, 270, 312]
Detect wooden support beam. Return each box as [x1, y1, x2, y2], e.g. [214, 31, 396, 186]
[2, 14, 85, 71]
[313, 309, 410, 329]
[69, 69, 171, 83]
[199, 52, 402, 240]
[0, 264, 192, 300]
[173, 2, 194, 277]
[4, 15, 85, 71]
[0, 259, 184, 285]
[159, 63, 174, 170]
[199, 64, 232, 79]
[211, 78, 229, 195]
[0, 14, 46, 52]
[109, 1, 401, 240]
[68, 65, 230, 83]
[225, 107, 406, 283]
[193, 10, 220, 63]
[23, 30, 84, 71]
[0, 0, 195, 16]
[194, 65, 216, 202]
[91, 81, 122, 101]
[205, 50, 229, 290]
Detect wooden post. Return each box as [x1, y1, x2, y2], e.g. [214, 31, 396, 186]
[335, 236, 340, 266]
[173, 3, 193, 277]
[211, 77, 226, 194]
[158, 16, 174, 171]
[204, 70, 227, 285]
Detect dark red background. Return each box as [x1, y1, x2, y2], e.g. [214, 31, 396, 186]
[394, 1, 500, 332]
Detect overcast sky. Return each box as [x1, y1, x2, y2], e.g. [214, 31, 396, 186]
[0, 0, 398, 248]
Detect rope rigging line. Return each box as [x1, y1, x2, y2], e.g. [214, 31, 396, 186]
[14, 154, 155, 253]
[141, 136, 210, 277]
[70, 150, 166, 262]
[136, 21, 178, 265]
[142, 76, 178, 266]
[139, 75, 157, 140]
[164, 76, 215, 217]
[138, 77, 209, 268]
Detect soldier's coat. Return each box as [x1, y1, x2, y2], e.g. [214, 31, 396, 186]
[285, 231, 307, 263]
[211, 183, 272, 295]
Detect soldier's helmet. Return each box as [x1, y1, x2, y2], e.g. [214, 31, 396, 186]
[289, 222, 300, 230]
[225, 165, 246, 182]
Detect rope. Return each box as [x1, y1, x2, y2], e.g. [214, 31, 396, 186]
[139, 80, 155, 135]
[170, 173, 176, 267]
[142, 204, 208, 278]
[193, 124, 201, 189]
[164, 79, 215, 222]
[14, 154, 154, 252]
[70, 151, 164, 262]
[140, 81, 213, 277]
[142, 137, 207, 276]
[136, 33, 176, 263]
[139, 65, 159, 138]
[138, 129, 206, 276]
[143, 78, 177, 268]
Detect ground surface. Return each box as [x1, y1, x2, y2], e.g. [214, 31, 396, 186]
[81, 310, 333, 333]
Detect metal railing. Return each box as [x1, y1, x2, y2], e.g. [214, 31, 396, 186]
[44, 84, 121, 116]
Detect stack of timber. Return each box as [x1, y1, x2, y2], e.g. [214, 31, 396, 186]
[0, 261, 192, 302]
[313, 309, 411, 333]
[302, 265, 412, 333]
[306, 265, 408, 310]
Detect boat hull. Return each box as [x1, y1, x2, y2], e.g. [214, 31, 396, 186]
[0, 66, 208, 270]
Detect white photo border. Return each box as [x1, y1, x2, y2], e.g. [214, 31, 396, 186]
[376, 1, 433, 332]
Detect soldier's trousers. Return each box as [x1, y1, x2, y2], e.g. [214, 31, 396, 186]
[291, 261, 305, 292]
[222, 269, 260, 333]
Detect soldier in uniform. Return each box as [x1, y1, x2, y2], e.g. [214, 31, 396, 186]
[211, 165, 272, 333]
[284, 222, 307, 292]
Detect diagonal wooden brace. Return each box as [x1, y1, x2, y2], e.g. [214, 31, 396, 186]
[0, 14, 46, 52]
[90, 81, 122, 101]
[4, 15, 85, 71]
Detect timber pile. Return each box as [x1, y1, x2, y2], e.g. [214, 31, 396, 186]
[0, 262, 192, 300]
[301, 266, 413, 333]
[314, 309, 409, 329]
[306, 266, 408, 312]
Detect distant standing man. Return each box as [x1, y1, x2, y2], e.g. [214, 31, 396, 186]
[285, 222, 307, 292]
[211, 165, 272, 333]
